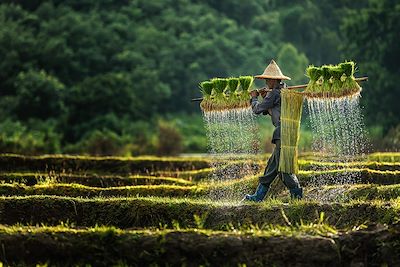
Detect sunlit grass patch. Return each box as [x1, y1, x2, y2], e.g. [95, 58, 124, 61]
[0, 172, 193, 187]
[368, 152, 400, 162]
[306, 184, 400, 201]
[0, 183, 205, 198]
[0, 154, 211, 174]
[0, 195, 398, 230]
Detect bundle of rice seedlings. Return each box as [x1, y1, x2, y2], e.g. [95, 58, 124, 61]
[227, 77, 240, 108]
[199, 81, 214, 111]
[320, 65, 332, 94]
[304, 61, 363, 99]
[279, 89, 304, 174]
[238, 76, 254, 108]
[339, 61, 361, 96]
[211, 78, 228, 110]
[227, 78, 239, 94]
[305, 66, 321, 95]
[329, 66, 344, 96]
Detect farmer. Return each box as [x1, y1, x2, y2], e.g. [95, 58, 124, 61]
[243, 60, 303, 202]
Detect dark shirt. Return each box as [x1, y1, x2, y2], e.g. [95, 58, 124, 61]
[251, 86, 282, 144]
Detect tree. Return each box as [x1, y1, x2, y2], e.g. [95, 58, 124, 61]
[14, 69, 65, 120]
[341, 0, 400, 131]
[277, 43, 309, 85]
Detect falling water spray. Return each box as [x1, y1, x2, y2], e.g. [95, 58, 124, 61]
[306, 93, 369, 200]
[202, 107, 260, 200]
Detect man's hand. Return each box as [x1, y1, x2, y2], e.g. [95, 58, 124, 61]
[250, 90, 259, 97]
[259, 89, 268, 98]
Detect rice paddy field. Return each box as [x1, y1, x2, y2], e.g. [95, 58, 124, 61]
[0, 153, 399, 266]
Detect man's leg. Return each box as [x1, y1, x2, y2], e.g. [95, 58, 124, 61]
[281, 173, 303, 199]
[273, 141, 303, 199]
[243, 142, 280, 202]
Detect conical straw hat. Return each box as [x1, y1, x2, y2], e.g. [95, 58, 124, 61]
[255, 59, 291, 80]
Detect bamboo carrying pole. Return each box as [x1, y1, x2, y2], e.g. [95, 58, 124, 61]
[191, 76, 368, 102]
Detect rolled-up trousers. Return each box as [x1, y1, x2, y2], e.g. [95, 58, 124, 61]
[259, 140, 301, 190]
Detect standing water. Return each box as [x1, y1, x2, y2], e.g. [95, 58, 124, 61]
[203, 107, 260, 200]
[306, 93, 369, 200]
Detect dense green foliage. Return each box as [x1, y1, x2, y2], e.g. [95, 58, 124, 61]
[0, 0, 398, 154]
[341, 0, 400, 131]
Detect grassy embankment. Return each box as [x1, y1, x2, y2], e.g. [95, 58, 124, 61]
[1, 223, 399, 267]
[0, 153, 400, 266]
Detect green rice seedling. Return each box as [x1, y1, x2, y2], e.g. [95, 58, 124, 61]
[340, 61, 355, 77]
[199, 76, 255, 110]
[199, 81, 214, 111]
[339, 61, 361, 96]
[238, 76, 254, 108]
[199, 81, 213, 97]
[227, 77, 240, 108]
[227, 78, 239, 95]
[304, 61, 363, 98]
[239, 76, 253, 92]
[320, 65, 332, 94]
[305, 66, 321, 95]
[212, 78, 228, 95]
[329, 66, 344, 96]
[279, 90, 304, 174]
[368, 152, 400, 162]
[211, 78, 228, 110]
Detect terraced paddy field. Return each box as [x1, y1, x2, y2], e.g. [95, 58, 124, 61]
[0, 153, 400, 266]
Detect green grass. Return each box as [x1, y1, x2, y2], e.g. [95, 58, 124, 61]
[158, 168, 400, 189]
[0, 224, 339, 267]
[0, 183, 204, 198]
[0, 168, 398, 200]
[300, 168, 400, 185]
[1, 154, 399, 177]
[0, 153, 399, 266]
[0, 195, 398, 229]
[368, 152, 400, 162]
[1, 223, 399, 267]
[307, 184, 400, 201]
[0, 167, 398, 205]
[156, 167, 214, 180]
[299, 160, 400, 171]
[0, 172, 193, 187]
[0, 154, 210, 174]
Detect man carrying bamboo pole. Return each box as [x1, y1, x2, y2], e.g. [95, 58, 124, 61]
[243, 60, 303, 202]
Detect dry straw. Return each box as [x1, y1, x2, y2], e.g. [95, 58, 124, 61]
[279, 89, 304, 174]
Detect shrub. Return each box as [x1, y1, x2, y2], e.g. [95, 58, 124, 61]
[156, 121, 183, 156]
[14, 69, 66, 120]
[65, 130, 127, 156]
[0, 119, 61, 154]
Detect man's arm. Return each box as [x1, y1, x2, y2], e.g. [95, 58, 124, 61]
[251, 90, 277, 115]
